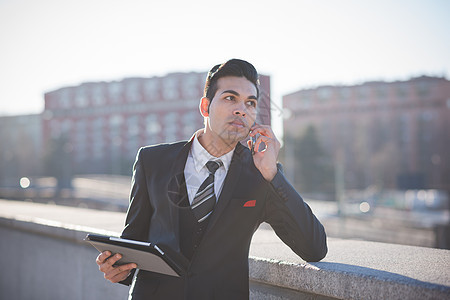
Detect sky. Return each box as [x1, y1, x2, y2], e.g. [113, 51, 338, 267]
[1, 0, 449, 133]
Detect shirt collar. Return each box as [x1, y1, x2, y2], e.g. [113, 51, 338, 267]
[191, 130, 234, 173]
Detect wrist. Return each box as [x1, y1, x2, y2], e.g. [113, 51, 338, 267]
[262, 165, 278, 182]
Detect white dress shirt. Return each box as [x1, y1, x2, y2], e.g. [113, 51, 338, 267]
[184, 131, 234, 205]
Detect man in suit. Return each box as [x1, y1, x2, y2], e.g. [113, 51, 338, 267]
[96, 59, 327, 299]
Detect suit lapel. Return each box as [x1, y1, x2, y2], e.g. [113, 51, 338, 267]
[205, 143, 246, 233]
[166, 140, 192, 251]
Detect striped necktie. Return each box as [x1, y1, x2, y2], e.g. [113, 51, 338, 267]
[191, 160, 223, 222]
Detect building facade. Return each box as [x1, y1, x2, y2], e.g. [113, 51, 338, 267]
[0, 114, 43, 184]
[43, 72, 271, 175]
[283, 76, 450, 193]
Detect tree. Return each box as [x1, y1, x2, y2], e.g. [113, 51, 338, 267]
[295, 125, 334, 196]
[43, 135, 73, 190]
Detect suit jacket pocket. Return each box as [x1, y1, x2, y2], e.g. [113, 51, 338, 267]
[228, 198, 263, 227]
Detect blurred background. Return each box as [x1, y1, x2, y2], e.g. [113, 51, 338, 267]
[1, 0, 449, 248]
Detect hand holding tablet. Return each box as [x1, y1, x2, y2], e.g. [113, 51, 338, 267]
[86, 234, 187, 278]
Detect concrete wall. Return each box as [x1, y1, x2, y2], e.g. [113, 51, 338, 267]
[0, 219, 129, 300]
[0, 218, 326, 300]
[1, 200, 449, 300]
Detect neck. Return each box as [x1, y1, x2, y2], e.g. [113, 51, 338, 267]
[197, 130, 237, 157]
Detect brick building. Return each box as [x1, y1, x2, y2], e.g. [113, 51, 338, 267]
[283, 76, 450, 193]
[43, 72, 271, 175]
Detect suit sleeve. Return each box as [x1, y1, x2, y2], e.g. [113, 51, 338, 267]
[263, 164, 327, 262]
[119, 147, 154, 285]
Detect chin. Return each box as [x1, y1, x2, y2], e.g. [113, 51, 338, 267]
[221, 131, 248, 145]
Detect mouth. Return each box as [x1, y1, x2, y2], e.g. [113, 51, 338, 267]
[229, 119, 247, 129]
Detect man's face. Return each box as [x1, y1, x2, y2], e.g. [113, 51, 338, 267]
[204, 76, 258, 146]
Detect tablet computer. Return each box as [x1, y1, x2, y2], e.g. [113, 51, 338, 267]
[85, 234, 186, 277]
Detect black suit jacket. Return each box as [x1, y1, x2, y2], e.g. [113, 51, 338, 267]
[120, 139, 327, 299]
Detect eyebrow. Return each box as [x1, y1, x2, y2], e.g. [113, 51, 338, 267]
[221, 90, 258, 101]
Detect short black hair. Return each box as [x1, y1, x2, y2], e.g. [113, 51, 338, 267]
[203, 59, 260, 102]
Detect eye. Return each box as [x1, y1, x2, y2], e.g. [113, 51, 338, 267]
[246, 100, 257, 107]
[224, 95, 235, 101]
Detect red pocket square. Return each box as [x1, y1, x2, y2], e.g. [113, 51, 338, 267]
[243, 200, 256, 207]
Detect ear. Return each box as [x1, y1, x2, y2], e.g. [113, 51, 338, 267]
[199, 97, 210, 117]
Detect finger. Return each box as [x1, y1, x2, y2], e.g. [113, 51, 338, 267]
[252, 127, 280, 148]
[105, 263, 135, 278]
[96, 251, 111, 265]
[108, 253, 123, 266]
[98, 253, 122, 272]
[108, 269, 133, 283]
[250, 125, 275, 138]
[255, 135, 281, 154]
[255, 135, 272, 147]
[254, 135, 269, 153]
[247, 139, 252, 150]
[104, 263, 137, 282]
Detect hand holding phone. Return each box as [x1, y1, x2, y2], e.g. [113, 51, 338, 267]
[247, 122, 281, 181]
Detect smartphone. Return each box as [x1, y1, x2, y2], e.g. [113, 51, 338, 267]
[251, 134, 257, 155]
[250, 122, 257, 155]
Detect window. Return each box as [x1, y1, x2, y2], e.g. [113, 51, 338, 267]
[419, 111, 433, 142]
[61, 120, 72, 135]
[182, 111, 197, 137]
[144, 79, 159, 100]
[109, 82, 123, 103]
[416, 81, 430, 98]
[126, 115, 140, 153]
[75, 119, 87, 162]
[50, 120, 60, 138]
[164, 112, 178, 142]
[109, 115, 123, 147]
[92, 118, 104, 158]
[145, 114, 160, 145]
[396, 83, 408, 100]
[127, 115, 139, 136]
[59, 89, 71, 109]
[126, 80, 140, 102]
[399, 114, 410, 145]
[110, 115, 123, 127]
[182, 74, 201, 98]
[301, 91, 312, 109]
[317, 87, 331, 102]
[357, 85, 370, 102]
[376, 85, 387, 101]
[163, 77, 178, 100]
[92, 85, 105, 106]
[145, 114, 160, 134]
[339, 88, 351, 103]
[75, 86, 88, 107]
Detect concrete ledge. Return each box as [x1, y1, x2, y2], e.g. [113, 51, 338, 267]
[249, 256, 450, 300]
[1, 199, 449, 299]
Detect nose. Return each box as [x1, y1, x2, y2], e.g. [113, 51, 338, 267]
[233, 103, 247, 117]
